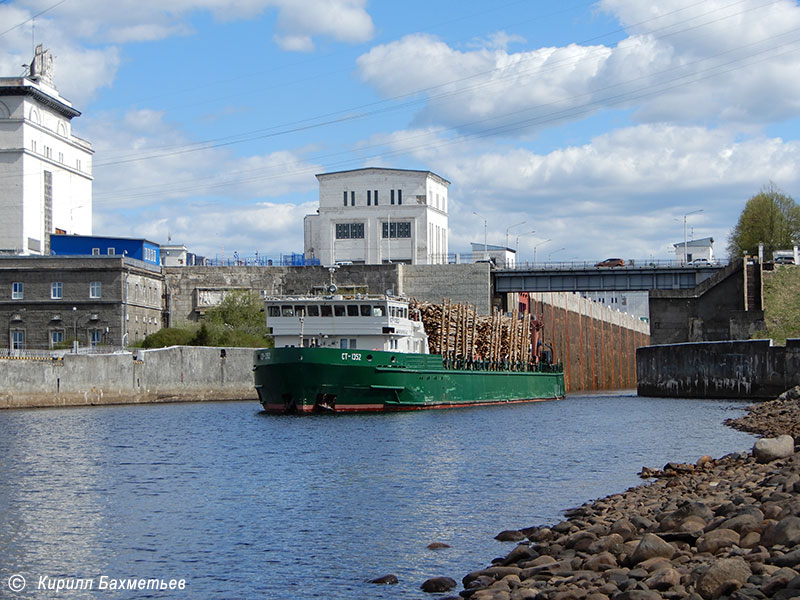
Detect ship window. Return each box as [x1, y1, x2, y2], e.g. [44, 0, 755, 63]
[281, 306, 294, 317]
[294, 306, 306, 317]
[347, 305, 359, 316]
[373, 306, 384, 317]
[307, 305, 319, 317]
[334, 305, 346, 317]
[321, 305, 332, 317]
[268, 306, 280, 317]
[360, 305, 371, 316]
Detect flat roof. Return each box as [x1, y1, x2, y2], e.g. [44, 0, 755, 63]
[316, 166, 450, 186]
[51, 234, 161, 246]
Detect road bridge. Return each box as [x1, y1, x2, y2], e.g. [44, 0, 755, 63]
[494, 262, 726, 293]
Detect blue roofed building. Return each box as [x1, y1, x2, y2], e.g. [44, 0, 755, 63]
[50, 234, 161, 265]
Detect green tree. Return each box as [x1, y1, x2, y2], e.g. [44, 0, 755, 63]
[727, 183, 800, 259]
[204, 289, 266, 335]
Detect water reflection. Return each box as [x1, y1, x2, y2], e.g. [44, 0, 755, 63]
[0, 395, 756, 599]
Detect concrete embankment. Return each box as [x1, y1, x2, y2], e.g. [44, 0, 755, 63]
[637, 339, 800, 399]
[433, 386, 800, 600]
[0, 346, 258, 409]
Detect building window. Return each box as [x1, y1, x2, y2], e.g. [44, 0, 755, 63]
[11, 330, 24, 350]
[343, 191, 347, 207]
[382, 222, 411, 238]
[76, 159, 81, 171]
[108, 248, 115, 255]
[89, 281, 101, 298]
[335, 223, 365, 239]
[397, 189, 402, 205]
[50, 330, 64, 348]
[92, 248, 100, 255]
[350, 191, 355, 206]
[367, 190, 371, 206]
[90, 329, 103, 348]
[374, 190, 378, 205]
[391, 190, 395, 204]
[51, 282, 62, 299]
[31, 140, 37, 153]
[11, 282, 23, 299]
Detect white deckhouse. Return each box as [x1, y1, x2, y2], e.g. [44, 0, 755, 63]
[0, 45, 93, 255]
[304, 167, 450, 265]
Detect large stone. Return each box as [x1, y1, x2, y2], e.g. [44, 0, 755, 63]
[696, 558, 752, 600]
[630, 533, 676, 565]
[496, 530, 527, 542]
[660, 502, 714, 531]
[584, 551, 617, 571]
[720, 512, 764, 537]
[645, 567, 681, 591]
[370, 574, 398, 584]
[753, 435, 795, 464]
[762, 516, 800, 548]
[420, 576, 457, 593]
[697, 529, 741, 554]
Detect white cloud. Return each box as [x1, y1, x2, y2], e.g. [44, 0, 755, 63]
[356, 0, 800, 135]
[366, 124, 800, 260]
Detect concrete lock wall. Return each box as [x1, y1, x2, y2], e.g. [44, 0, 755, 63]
[637, 339, 800, 399]
[0, 346, 258, 409]
[400, 263, 492, 313]
[530, 292, 651, 393]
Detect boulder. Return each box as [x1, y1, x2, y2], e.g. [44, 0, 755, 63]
[583, 551, 617, 571]
[645, 567, 681, 591]
[697, 529, 741, 554]
[630, 533, 676, 564]
[420, 576, 457, 593]
[370, 574, 398, 584]
[427, 542, 451, 550]
[753, 435, 795, 464]
[762, 516, 800, 548]
[696, 558, 752, 600]
[496, 530, 527, 542]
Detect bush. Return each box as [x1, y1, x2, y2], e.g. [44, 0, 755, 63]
[141, 327, 198, 348]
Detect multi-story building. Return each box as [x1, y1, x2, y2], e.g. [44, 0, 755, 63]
[304, 167, 450, 265]
[0, 256, 164, 351]
[0, 45, 93, 256]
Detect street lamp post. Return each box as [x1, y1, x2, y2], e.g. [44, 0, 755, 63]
[516, 230, 536, 254]
[505, 220, 527, 250]
[683, 209, 704, 265]
[473, 211, 488, 260]
[548, 247, 566, 262]
[533, 239, 551, 264]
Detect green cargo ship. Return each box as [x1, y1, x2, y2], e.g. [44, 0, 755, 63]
[254, 293, 564, 414]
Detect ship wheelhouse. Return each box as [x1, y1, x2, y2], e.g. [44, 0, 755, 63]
[265, 295, 429, 354]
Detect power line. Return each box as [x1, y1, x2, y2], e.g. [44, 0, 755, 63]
[0, 0, 67, 38]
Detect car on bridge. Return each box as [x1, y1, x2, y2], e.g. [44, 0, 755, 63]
[594, 258, 626, 267]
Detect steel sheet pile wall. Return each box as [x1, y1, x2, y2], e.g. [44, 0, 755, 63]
[529, 292, 650, 392]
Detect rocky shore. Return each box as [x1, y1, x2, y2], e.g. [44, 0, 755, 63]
[426, 386, 800, 599]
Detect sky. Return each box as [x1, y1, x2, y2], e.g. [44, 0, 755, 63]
[3, 0, 800, 264]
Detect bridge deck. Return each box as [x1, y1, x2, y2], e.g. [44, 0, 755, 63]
[495, 265, 724, 292]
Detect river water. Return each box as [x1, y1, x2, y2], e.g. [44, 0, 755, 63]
[0, 393, 756, 599]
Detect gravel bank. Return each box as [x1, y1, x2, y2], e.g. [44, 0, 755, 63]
[440, 386, 800, 600]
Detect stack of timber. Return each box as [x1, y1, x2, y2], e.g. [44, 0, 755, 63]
[410, 299, 543, 371]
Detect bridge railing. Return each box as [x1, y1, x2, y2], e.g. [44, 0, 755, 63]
[498, 258, 730, 271]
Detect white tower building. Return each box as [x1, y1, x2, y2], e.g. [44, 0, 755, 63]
[0, 45, 93, 255]
[304, 167, 450, 265]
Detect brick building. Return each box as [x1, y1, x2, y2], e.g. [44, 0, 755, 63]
[0, 256, 164, 350]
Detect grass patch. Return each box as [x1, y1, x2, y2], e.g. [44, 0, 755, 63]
[758, 266, 800, 345]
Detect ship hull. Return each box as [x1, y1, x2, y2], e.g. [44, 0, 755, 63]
[254, 347, 565, 414]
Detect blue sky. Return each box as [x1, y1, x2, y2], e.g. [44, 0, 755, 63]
[3, 0, 800, 263]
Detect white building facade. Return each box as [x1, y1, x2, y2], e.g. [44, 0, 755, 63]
[304, 167, 450, 265]
[0, 45, 93, 255]
[673, 237, 715, 264]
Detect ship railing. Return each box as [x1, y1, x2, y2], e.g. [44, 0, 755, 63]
[441, 356, 563, 373]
